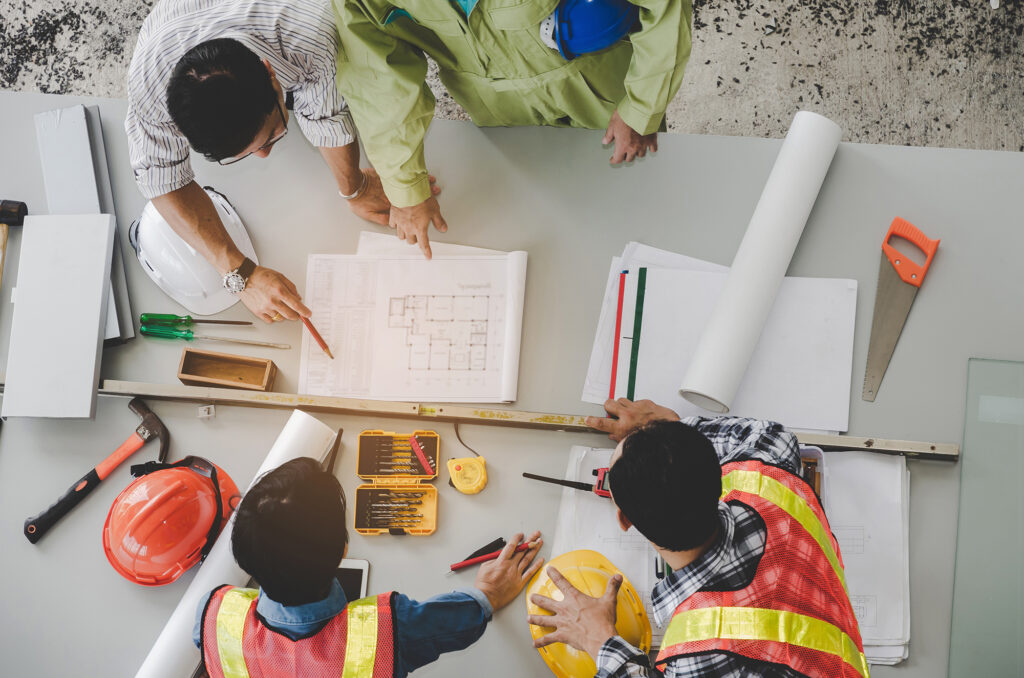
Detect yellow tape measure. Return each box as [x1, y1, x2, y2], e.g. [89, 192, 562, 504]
[447, 457, 487, 494]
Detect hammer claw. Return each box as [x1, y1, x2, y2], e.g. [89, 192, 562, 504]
[128, 397, 170, 462]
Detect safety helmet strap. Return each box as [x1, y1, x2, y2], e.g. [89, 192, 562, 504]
[130, 456, 226, 562]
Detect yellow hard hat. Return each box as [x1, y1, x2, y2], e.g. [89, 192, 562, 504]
[526, 550, 652, 678]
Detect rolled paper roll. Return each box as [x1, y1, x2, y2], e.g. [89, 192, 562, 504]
[680, 111, 842, 413]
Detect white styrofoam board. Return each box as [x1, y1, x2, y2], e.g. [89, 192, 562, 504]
[34, 106, 102, 214]
[1, 214, 115, 418]
[84, 105, 134, 343]
[34, 104, 131, 342]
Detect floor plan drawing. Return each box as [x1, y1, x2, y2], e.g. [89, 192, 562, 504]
[300, 252, 528, 402]
[387, 295, 492, 371]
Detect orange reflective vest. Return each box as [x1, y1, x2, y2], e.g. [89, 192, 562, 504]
[201, 585, 395, 678]
[656, 460, 869, 678]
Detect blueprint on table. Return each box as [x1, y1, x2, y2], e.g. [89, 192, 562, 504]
[299, 252, 527, 402]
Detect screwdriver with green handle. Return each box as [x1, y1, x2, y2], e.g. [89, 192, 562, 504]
[139, 324, 290, 349]
[140, 313, 253, 327]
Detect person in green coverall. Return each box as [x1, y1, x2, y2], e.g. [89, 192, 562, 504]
[334, 0, 692, 257]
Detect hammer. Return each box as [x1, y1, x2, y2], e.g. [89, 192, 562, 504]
[24, 398, 170, 544]
[0, 200, 28, 286]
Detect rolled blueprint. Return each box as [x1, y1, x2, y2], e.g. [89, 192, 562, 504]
[679, 111, 842, 413]
[135, 410, 337, 678]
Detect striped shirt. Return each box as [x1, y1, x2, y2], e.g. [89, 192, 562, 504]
[125, 0, 355, 199]
[596, 416, 805, 678]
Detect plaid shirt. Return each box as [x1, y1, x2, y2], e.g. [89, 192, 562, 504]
[595, 416, 804, 678]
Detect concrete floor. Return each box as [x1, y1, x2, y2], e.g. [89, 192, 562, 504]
[1, 0, 1022, 150]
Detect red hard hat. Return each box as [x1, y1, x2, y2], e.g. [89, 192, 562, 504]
[103, 456, 240, 586]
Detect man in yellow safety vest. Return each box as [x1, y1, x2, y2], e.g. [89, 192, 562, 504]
[196, 457, 543, 677]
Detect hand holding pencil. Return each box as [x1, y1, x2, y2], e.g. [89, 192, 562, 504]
[472, 532, 544, 612]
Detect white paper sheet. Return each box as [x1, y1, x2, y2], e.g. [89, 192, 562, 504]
[135, 410, 338, 678]
[550, 447, 662, 644]
[356, 231, 502, 257]
[823, 451, 911, 665]
[613, 268, 856, 432]
[299, 253, 527, 402]
[680, 111, 842, 413]
[582, 243, 726, 404]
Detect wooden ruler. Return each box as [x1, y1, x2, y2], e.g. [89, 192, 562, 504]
[99, 380, 959, 461]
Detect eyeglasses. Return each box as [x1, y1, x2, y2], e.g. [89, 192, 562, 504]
[215, 100, 288, 166]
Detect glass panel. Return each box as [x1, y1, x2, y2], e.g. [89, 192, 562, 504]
[948, 358, 1024, 676]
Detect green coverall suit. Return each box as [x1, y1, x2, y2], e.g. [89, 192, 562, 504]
[334, 0, 693, 207]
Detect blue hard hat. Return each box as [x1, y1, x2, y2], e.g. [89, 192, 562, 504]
[555, 0, 639, 60]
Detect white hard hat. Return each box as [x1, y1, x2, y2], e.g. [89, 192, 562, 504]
[129, 187, 259, 316]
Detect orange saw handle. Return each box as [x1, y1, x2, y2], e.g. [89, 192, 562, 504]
[882, 217, 940, 288]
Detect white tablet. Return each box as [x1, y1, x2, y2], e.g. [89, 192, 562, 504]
[336, 558, 369, 601]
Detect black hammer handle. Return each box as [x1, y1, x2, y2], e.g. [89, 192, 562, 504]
[24, 469, 102, 544]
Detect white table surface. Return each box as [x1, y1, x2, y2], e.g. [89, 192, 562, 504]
[2, 91, 1023, 677]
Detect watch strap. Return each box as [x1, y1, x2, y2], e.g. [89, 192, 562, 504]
[237, 257, 256, 281]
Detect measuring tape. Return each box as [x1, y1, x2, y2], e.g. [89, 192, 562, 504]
[447, 457, 487, 494]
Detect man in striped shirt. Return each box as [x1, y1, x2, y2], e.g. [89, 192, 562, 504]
[126, 0, 429, 322]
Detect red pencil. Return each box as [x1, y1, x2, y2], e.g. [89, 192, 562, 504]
[449, 542, 534, 572]
[609, 270, 627, 399]
[301, 316, 334, 359]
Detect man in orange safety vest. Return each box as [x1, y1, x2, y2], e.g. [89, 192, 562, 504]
[197, 457, 543, 677]
[528, 398, 868, 678]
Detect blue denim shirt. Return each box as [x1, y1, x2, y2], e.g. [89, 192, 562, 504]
[194, 580, 493, 676]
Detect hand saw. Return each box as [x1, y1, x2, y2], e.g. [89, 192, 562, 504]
[862, 217, 940, 401]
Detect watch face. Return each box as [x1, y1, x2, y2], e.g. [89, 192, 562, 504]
[224, 272, 246, 293]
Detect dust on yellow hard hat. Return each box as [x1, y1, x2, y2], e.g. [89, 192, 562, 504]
[527, 549, 652, 678]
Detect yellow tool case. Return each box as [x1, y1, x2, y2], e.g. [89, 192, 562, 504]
[354, 430, 439, 535]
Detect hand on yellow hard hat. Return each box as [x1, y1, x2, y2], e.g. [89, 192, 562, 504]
[528, 566, 621, 658]
[474, 531, 544, 612]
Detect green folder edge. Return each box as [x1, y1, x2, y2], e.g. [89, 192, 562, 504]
[626, 267, 646, 400]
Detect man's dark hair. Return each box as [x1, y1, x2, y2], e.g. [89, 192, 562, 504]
[609, 421, 722, 552]
[166, 38, 278, 160]
[232, 457, 348, 605]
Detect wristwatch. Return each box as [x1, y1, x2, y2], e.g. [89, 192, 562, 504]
[222, 257, 256, 294]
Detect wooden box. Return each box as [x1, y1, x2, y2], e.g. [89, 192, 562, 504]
[177, 348, 277, 391]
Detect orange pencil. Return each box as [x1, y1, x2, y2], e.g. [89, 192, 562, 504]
[301, 316, 334, 360]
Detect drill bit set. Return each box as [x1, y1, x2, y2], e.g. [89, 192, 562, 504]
[354, 431, 439, 535]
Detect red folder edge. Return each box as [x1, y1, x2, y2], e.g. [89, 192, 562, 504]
[609, 270, 628, 400]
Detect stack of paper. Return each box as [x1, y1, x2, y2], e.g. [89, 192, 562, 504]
[550, 446, 664, 645]
[824, 451, 911, 665]
[583, 242, 857, 432]
[297, 233, 527, 403]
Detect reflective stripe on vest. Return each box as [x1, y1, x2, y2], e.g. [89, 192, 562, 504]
[216, 588, 259, 678]
[661, 606, 869, 678]
[342, 597, 379, 678]
[721, 468, 848, 594]
[212, 589, 386, 678]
